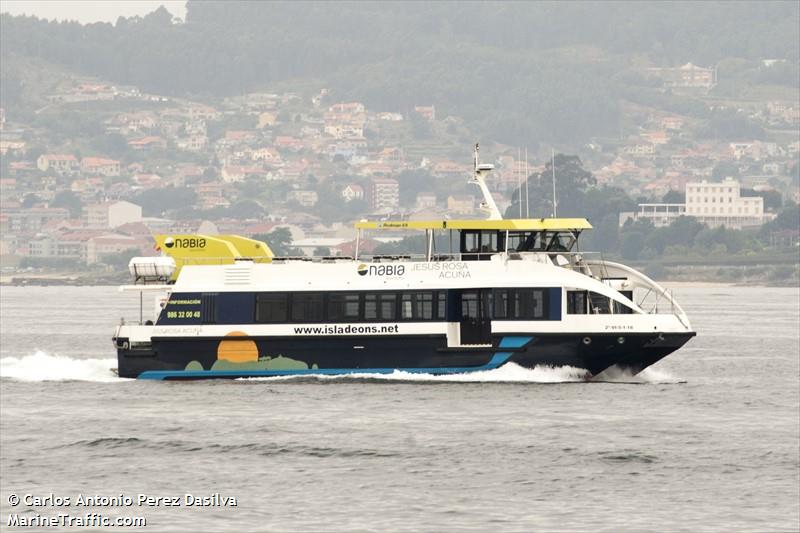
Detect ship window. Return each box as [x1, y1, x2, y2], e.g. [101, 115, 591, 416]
[435, 290, 446, 320]
[493, 289, 509, 318]
[291, 292, 324, 322]
[493, 288, 547, 319]
[507, 231, 544, 252]
[546, 232, 577, 252]
[256, 293, 288, 323]
[588, 291, 611, 314]
[567, 290, 587, 314]
[364, 292, 397, 321]
[615, 290, 634, 314]
[463, 232, 480, 253]
[327, 292, 360, 322]
[400, 292, 434, 320]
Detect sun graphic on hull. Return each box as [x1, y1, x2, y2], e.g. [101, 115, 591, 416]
[217, 331, 259, 363]
[183, 331, 319, 372]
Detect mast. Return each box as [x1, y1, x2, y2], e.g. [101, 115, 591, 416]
[471, 143, 502, 220]
[551, 148, 558, 218]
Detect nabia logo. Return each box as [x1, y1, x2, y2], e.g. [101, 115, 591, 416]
[164, 237, 207, 249]
[357, 263, 405, 277]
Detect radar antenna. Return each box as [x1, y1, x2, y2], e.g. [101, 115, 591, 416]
[470, 143, 502, 220]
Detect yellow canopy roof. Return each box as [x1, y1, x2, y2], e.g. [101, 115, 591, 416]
[354, 218, 592, 231]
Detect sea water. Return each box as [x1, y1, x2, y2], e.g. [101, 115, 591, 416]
[1, 286, 798, 532]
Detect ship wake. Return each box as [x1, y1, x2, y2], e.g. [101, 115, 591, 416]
[591, 365, 684, 384]
[245, 363, 593, 383]
[0, 351, 123, 382]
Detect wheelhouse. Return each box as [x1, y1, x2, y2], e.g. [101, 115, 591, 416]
[353, 218, 592, 262]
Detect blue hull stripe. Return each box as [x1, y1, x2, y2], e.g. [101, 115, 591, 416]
[498, 336, 533, 349]
[139, 352, 514, 381]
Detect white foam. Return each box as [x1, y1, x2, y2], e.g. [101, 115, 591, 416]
[592, 365, 682, 384]
[0, 351, 123, 382]
[243, 362, 591, 383]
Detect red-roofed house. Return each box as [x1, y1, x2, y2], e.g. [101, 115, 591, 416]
[274, 136, 304, 152]
[37, 154, 79, 175]
[341, 184, 364, 202]
[128, 136, 166, 150]
[81, 157, 121, 177]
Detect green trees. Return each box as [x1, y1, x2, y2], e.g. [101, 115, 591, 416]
[506, 154, 596, 219]
[129, 186, 197, 217]
[4, 3, 796, 145]
[50, 190, 83, 218]
[253, 227, 299, 257]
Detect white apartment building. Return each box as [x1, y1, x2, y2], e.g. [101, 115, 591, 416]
[620, 178, 773, 230]
[685, 178, 769, 229]
[369, 178, 400, 210]
[85, 200, 143, 229]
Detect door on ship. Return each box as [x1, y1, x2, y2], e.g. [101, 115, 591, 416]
[459, 289, 492, 345]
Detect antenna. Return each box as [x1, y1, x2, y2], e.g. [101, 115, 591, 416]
[525, 148, 530, 219]
[517, 147, 522, 218]
[470, 143, 502, 220]
[551, 148, 557, 218]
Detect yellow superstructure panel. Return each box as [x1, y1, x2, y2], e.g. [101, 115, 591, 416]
[354, 218, 592, 231]
[153, 234, 273, 279]
[217, 235, 274, 261]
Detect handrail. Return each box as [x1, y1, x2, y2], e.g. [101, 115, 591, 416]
[584, 259, 691, 329]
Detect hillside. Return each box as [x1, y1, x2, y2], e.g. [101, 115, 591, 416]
[1, 1, 798, 146]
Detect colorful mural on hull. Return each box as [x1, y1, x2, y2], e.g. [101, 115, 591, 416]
[184, 331, 317, 371]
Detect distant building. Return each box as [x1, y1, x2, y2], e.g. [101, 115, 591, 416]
[661, 116, 685, 131]
[416, 192, 437, 209]
[1, 207, 71, 233]
[80, 157, 121, 177]
[620, 178, 773, 229]
[647, 62, 716, 89]
[85, 200, 142, 229]
[86, 234, 147, 264]
[685, 178, 770, 228]
[620, 203, 687, 228]
[447, 195, 475, 215]
[341, 184, 364, 202]
[369, 178, 400, 210]
[27, 234, 86, 260]
[37, 154, 80, 176]
[287, 190, 319, 207]
[414, 106, 436, 121]
[329, 102, 366, 114]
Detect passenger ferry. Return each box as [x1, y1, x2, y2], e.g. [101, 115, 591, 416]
[114, 146, 694, 380]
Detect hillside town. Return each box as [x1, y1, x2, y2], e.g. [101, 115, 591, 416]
[0, 62, 798, 275]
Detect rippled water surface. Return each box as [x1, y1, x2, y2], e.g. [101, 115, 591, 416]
[1, 286, 798, 532]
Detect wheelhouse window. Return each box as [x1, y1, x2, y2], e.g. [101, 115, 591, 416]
[255, 293, 288, 323]
[460, 230, 503, 260]
[544, 231, 577, 252]
[507, 231, 543, 252]
[291, 292, 324, 322]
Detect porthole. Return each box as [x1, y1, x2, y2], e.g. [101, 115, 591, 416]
[617, 337, 625, 344]
[582, 336, 592, 345]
